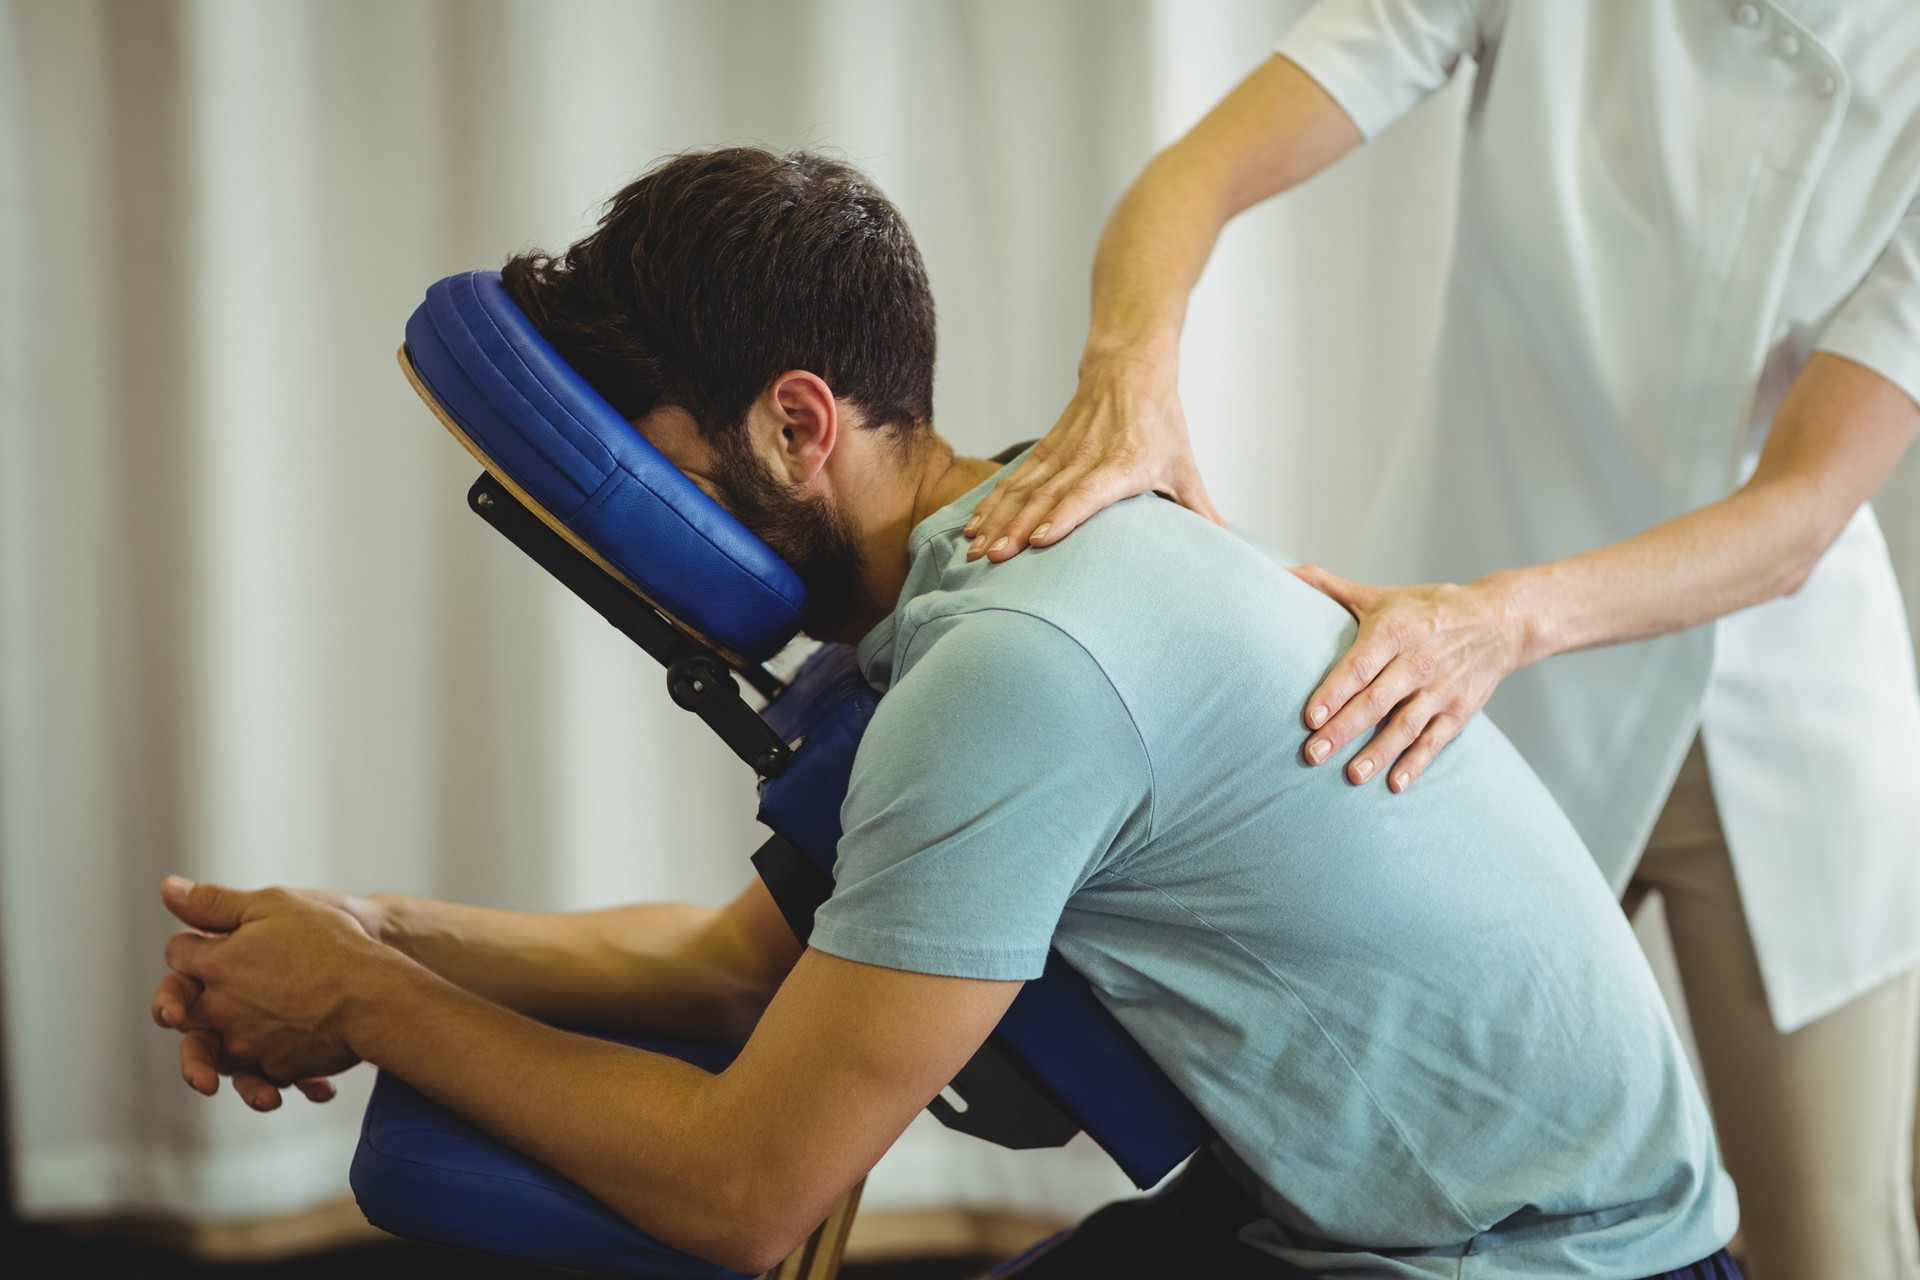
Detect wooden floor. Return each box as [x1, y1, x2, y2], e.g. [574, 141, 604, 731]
[2, 1219, 997, 1280]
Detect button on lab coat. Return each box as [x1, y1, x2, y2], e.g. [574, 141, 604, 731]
[1278, 0, 1920, 1031]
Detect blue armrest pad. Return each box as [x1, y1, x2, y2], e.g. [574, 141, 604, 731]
[351, 1037, 751, 1278]
[405, 271, 808, 662]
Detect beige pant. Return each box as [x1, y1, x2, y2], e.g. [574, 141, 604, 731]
[1629, 738, 1920, 1280]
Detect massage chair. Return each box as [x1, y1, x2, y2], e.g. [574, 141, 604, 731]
[347, 271, 1214, 1278]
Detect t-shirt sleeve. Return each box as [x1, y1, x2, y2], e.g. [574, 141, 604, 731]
[1275, 0, 1505, 139]
[807, 609, 1154, 982]
[1817, 196, 1920, 411]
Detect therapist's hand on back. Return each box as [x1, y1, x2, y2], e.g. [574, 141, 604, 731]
[964, 347, 1225, 561]
[1292, 566, 1530, 792]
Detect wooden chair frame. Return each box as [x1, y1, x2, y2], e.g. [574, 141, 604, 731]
[764, 1179, 864, 1280]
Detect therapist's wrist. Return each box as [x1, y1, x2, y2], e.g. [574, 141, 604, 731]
[1077, 332, 1180, 382]
[1473, 568, 1554, 672]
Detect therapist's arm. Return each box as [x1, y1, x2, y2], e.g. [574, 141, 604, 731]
[965, 54, 1362, 559]
[159, 879, 1014, 1275]
[1300, 352, 1920, 791]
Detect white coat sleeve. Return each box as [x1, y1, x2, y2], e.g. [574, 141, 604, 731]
[1818, 196, 1920, 411]
[1275, 0, 1505, 139]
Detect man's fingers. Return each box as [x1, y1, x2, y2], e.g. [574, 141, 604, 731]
[294, 1078, 338, 1104]
[1388, 714, 1462, 793]
[152, 971, 204, 1029]
[163, 930, 222, 982]
[229, 1069, 285, 1112]
[161, 875, 257, 934]
[180, 1030, 223, 1097]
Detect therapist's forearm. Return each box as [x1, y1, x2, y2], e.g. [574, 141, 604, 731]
[1488, 477, 1839, 663]
[1491, 353, 1920, 664]
[1082, 55, 1362, 369]
[369, 893, 784, 1041]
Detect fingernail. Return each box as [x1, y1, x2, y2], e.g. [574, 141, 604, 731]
[1308, 705, 1328, 729]
[1032, 523, 1052, 542]
[1353, 759, 1375, 782]
[1394, 771, 1411, 791]
[989, 537, 1008, 554]
[163, 875, 194, 895]
[161, 1007, 180, 1027]
[969, 536, 985, 556]
[964, 516, 981, 535]
[1307, 740, 1331, 764]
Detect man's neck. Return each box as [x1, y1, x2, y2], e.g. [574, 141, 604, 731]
[833, 432, 998, 641]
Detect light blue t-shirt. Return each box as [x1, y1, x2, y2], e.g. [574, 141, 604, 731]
[807, 460, 1736, 1279]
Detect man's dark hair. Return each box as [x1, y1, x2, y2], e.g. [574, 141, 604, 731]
[500, 147, 936, 446]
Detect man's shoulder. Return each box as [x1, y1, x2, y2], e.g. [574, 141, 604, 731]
[885, 601, 1119, 713]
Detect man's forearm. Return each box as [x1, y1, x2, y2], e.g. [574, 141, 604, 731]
[370, 892, 788, 1042]
[344, 952, 783, 1270]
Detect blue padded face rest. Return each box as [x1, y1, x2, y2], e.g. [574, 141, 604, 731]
[351, 1037, 750, 1278]
[758, 646, 1214, 1189]
[404, 270, 808, 663]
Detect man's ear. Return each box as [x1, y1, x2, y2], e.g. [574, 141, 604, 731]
[764, 370, 839, 486]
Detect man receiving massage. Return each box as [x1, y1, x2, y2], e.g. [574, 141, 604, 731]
[150, 148, 1739, 1279]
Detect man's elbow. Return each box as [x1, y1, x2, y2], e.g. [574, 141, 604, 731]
[612, 1162, 831, 1275]
[681, 1224, 794, 1278]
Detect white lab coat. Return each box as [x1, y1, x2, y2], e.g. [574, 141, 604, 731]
[1277, 0, 1920, 1032]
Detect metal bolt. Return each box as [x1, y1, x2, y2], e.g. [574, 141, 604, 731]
[476, 491, 495, 509]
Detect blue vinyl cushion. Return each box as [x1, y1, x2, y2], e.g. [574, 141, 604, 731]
[351, 1037, 751, 1279]
[404, 271, 808, 661]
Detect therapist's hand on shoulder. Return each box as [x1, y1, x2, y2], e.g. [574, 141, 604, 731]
[152, 877, 387, 1109]
[965, 348, 1225, 561]
[1292, 567, 1529, 793]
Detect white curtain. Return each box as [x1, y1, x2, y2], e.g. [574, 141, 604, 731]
[5, 0, 1917, 1233]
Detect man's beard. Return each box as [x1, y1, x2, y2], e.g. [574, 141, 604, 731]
[711, 439, 872, 639]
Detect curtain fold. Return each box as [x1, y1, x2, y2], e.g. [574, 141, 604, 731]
[5, 0, 1916, 1230]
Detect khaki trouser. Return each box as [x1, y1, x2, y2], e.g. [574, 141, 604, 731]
[1629, 738, 1920, 1280]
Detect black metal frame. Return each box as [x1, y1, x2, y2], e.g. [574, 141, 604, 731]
[465, 472, 794, 778]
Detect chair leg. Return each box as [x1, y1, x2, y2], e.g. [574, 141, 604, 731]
[765, 1178, 864, 1280]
